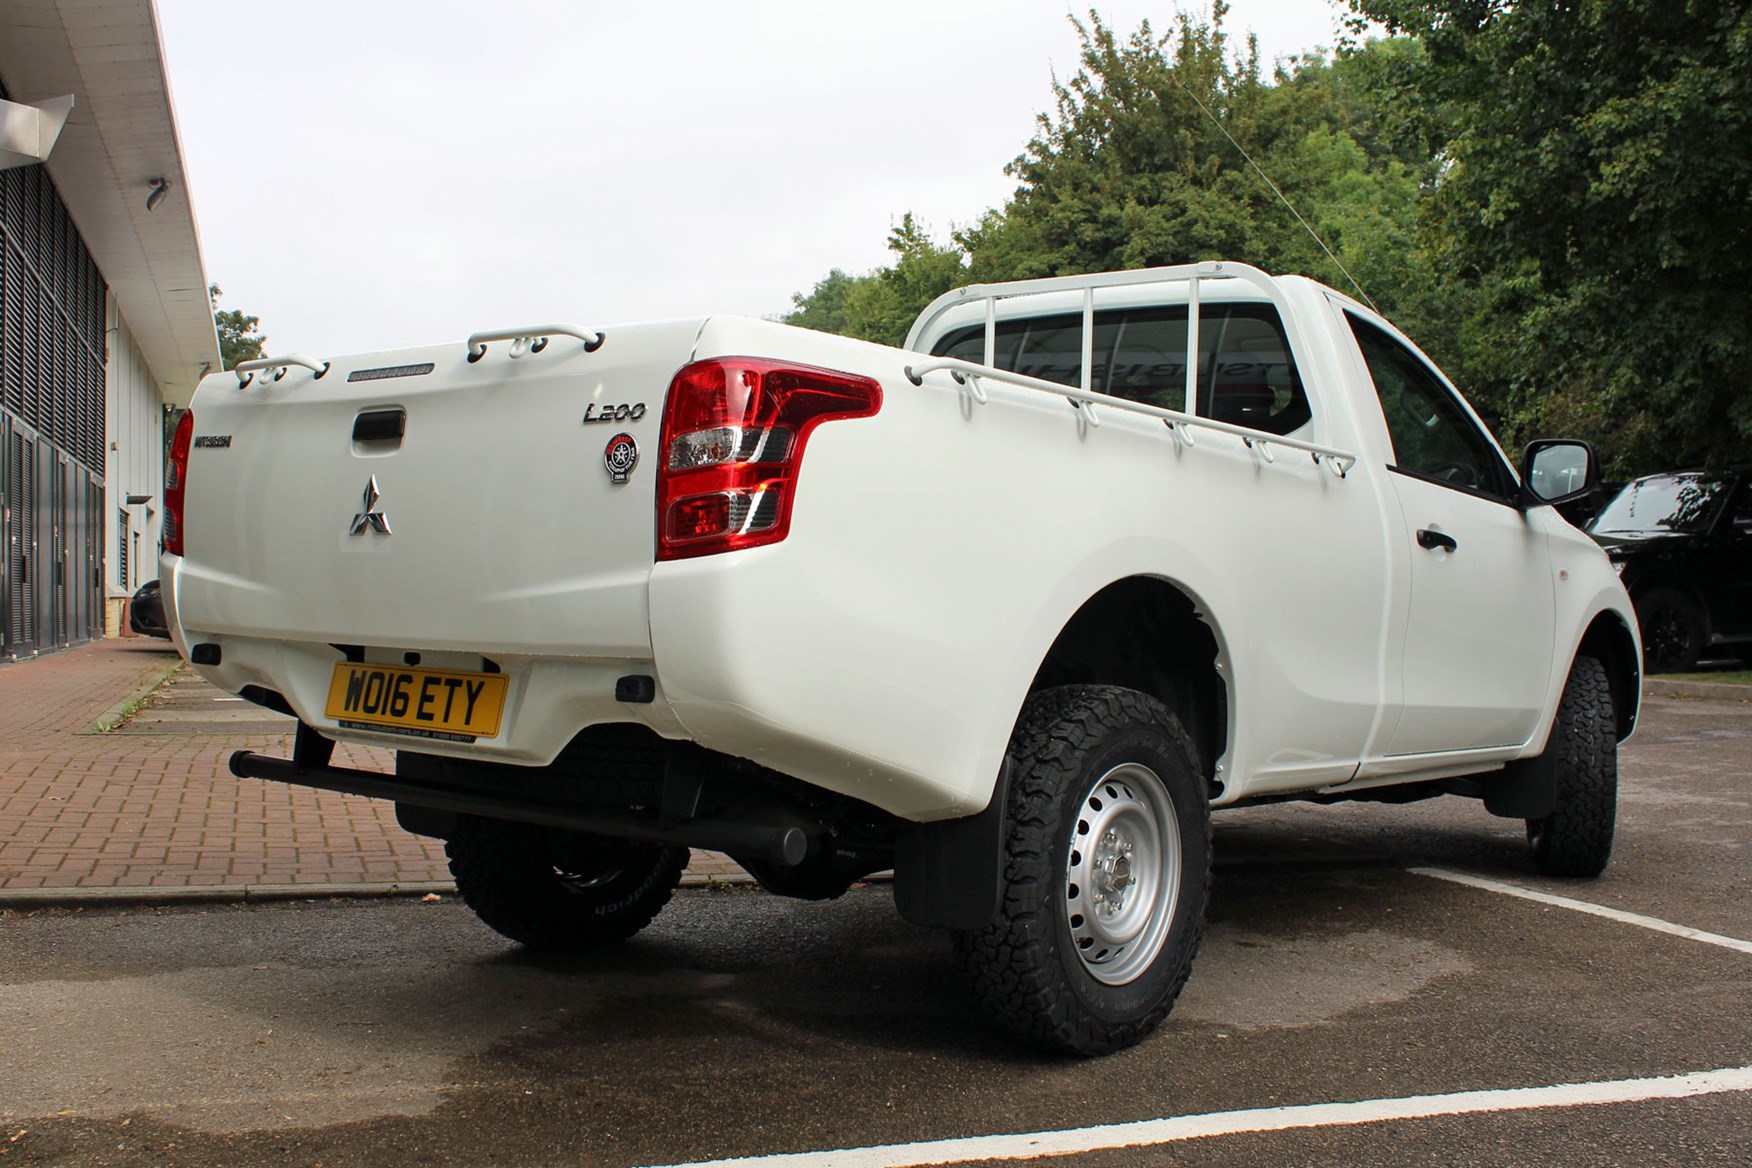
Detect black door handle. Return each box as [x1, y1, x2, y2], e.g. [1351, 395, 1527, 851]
[1417, 528, 1458, 552]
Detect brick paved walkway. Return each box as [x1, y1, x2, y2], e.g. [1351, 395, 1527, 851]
[0, 639, 743, 897]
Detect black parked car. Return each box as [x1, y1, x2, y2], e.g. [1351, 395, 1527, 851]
[128, 579, 170, 639]
[1588, 469, 1752, 672]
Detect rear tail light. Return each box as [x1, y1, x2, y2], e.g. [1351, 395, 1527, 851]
[656, 357, 881, 560]
[163, 409, 194, 557]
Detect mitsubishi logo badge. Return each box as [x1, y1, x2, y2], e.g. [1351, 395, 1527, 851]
[349, 476, 392, 536]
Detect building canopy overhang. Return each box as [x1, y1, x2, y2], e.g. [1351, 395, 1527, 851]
[0, 93, 74, 170]
[0, 0, 219, 406]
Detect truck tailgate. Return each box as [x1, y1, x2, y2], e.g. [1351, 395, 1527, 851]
[174, 320, 703, 657]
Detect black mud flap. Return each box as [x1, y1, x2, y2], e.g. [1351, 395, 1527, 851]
[892, 761, 1010, 931]
[396, 802, 459, 840]
[1483, 752, 1558, 820]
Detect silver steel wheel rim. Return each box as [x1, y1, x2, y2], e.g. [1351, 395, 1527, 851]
[1064, 762, 1181, 986]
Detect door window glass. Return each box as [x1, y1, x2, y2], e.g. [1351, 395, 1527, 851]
[1727, 483, 1752, 533]
[1347, 314, 1514, 500]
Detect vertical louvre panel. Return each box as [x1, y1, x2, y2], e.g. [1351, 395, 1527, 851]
[52, 456, 65, 644]
[117, 506, 130, 594]
[52, 306, 67, 443]
[21, 280, 42, 432]
[79, 341, 97, 469]
[1, 244, 20, 417]
[1, 420, 10, 653]
[88, 474, 101, 639]
[7, 430, 34, 649]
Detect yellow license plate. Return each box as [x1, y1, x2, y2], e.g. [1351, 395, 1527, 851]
[324, 663, 508, 741]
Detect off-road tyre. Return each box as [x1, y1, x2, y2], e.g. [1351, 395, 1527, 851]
[445, 816, 688, 952]
[955, 685, 1211, 1056]
[1635, 587, 1705, 674]
[1526, 655, 1618, 878]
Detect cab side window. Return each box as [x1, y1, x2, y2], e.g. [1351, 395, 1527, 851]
[1347, 314, 1515, 501]
[932, 304, 1312, 436]
[1729, 483, 1752, 533]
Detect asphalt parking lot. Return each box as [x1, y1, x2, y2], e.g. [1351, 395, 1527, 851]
[3, 693, 1748, 1167]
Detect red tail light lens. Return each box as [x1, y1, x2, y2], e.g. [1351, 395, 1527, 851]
[656, 357, 881, 560]
[163, 409, 194, 556]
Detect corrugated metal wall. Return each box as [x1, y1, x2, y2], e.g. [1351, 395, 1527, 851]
[0, 143, 109, 658]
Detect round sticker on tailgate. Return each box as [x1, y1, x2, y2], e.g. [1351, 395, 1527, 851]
[604, 433, 638, 484]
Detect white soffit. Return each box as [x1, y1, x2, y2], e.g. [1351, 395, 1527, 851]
[0, 0, 219, 406]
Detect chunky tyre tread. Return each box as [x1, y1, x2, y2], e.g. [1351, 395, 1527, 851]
[955, 685, 1211, 1056]
[446, 817, 688, 952]
[1528, 655, 1617, 878]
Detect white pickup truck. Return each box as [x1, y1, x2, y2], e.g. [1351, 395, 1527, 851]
[162, 261, 1639, 1054]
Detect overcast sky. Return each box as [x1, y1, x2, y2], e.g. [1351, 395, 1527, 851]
[157, 1, 1352, 357]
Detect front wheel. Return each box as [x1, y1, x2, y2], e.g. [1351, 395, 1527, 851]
[1636, 587, 1705, 673]
[1525, 655, 1618, 878]
[446, 816, 688, 952]
[955, 685, 1211, 1056]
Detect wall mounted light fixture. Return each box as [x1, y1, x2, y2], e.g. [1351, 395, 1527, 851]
[145, 177, 171, 211]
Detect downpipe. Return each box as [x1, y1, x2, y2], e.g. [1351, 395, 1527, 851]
[227, 749, 810, 867]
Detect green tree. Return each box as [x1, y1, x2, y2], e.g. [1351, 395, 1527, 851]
[1346, 0, 1752, 473]
[785, 268, 858, 337]
[785, 214, 968, 347]
[788, 9, 1460, 375]
[210, 283, 265, 371]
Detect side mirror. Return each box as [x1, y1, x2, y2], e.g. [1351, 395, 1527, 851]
[1520, 439, 1600, 508]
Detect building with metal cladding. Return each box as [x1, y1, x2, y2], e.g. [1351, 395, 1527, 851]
[0, 0, 218, 659]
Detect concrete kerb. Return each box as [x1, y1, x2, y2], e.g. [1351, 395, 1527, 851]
[1645, 678, 1752, 703]
[0, 871, 758, 912]
[80, 655, 188, 734]
[0, 880, 458, 911]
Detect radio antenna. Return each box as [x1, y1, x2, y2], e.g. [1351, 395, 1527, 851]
[1172, 74, 1379, 312]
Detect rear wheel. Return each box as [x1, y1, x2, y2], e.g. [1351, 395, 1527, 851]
[446, 816, 688, 951]
[955, 685, 1210, 1056]
[1526, 656, 1618, 878]
[1636, 587, 1705, 673]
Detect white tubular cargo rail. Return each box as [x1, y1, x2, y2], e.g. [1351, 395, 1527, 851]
[233, 353, 329, 386]
[902, 355, 1358, 475]
[903, 261, 1356, 476]
[465, 323, 605, 362]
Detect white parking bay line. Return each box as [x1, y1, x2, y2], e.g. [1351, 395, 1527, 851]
[1410, 868, 1752, 956]
[635, 1066, 1752, 1168]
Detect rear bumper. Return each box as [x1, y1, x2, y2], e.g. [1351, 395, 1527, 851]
[164, 554, 694, 765]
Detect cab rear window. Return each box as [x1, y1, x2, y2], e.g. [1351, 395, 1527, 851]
[931, 303, 1311, 436]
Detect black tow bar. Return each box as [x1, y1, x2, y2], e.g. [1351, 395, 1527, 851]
[227, 749, 809, 866]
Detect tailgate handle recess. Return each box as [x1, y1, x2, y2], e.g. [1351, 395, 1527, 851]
[353, 408, 406, 445]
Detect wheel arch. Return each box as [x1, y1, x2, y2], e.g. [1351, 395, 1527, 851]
[894, 574, 1228, 933]
[1577, 608, 1641, 741]
[1027, 576, 1228, 787]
